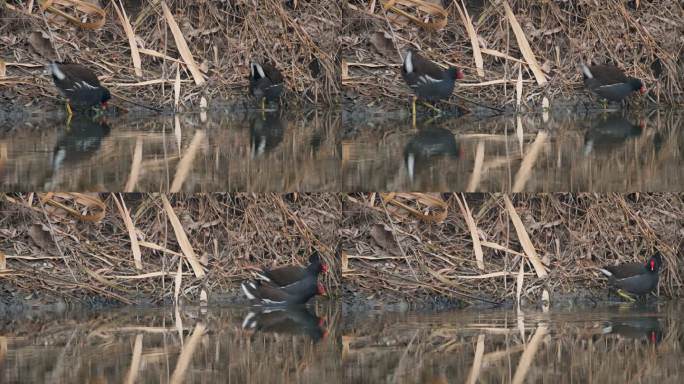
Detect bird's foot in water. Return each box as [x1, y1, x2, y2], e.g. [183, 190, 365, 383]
[422, 101, 442, 114]
[617, 289, 636, 302]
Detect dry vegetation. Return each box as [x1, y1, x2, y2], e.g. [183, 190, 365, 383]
[0, 1, 341, 110]
[341, 0, 684, 111]
[0, 193, 341, 305]
[341, 193, 683, 305]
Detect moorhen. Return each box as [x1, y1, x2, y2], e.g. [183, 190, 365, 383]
[580, 63, 646, 104]
[583, 113, 643, 155]
[598, 253, 662, 302]
[52, 114, 111, 172]
[401, 49, 464, 124]
[403, 127, 463, 181]
[249, 61, 285, 109]
[241, 306, 328, 341]
[255, 251, 329, 287]
[603, 317, 663, 345]
[250, 111, 286, 158]
[47, 62, 111, 116]
[240, 279, 326, 306]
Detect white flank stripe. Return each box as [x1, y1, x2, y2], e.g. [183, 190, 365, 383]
[262, 298, 285, 305]
[79, 81, 98, 90]
[419, 74, 440, 85]
[597, 83, 624, 90]
[255, 272, 272, 282]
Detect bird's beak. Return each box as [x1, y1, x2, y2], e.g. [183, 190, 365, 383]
[640, 86, 647, 94]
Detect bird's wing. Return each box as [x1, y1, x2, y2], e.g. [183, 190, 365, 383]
[604, 262, 645, 278]
[589, 65, 629, 85]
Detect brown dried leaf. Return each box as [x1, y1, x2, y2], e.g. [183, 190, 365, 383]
[370, 224, 401, 256]
[161, 1, 205, 86]
[28, 224, 56, 253]
[369, 31, 395, 58]
[28, 31, 57, 61]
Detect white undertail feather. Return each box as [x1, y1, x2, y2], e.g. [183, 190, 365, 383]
[241, 282, 256, 300]
[241, 312, 256, 329]
[48, 62, 66, 80]
[404, 51, 413, 74]
[598, 268, 613, 277]
[580, 64, 593, 79]
[251, 63, 266, 79]
[407, 153, 415, 180]
[52, 148, 66, 171]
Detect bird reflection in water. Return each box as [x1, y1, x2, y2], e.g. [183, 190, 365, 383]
[583, 113, 643, 155]
[602, 316, 663, 345]
[52, 114, 111, 171]
[403, 127, 463, 181]
[250, 111, 286, 158]
[241, 306, 328, 342]
[45, 113, 111, 189]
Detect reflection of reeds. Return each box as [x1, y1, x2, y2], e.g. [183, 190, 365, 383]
[343, 305, 684, 383]
[343, 110, 683, 191]
[0, 110, 340, 191]
[1, 304, 341, 384]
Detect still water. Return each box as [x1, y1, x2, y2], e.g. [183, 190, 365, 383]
[0, 109, 681, 191]
[343, 303, 684, 384]
[0, 304, 341, 383]
[1, 303, 682, 383]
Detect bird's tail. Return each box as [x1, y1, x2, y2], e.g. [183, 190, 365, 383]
[241, 281, 257, 300]
[46, 61, 66, 80]
[597, 268, 613, 277]
[580, 63, 593, 79]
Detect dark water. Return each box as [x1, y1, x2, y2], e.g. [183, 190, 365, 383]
[2, 303, 682, 383]
[0, 304, 341, 384]
[0, 109, 682, 191]
[343, 303, 684, 384]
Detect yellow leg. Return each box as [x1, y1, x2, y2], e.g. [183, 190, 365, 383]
[65, 102, 73, 127]
[617, 289, 636, 302]
[422, 101, 442, 113]
[411, 96, 416, 128]
[601, 99, 608, 109]
[261, 98, 266, 110]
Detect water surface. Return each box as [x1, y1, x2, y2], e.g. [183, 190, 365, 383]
[343, 303, 684, 384]
[343, 110, 683, 191]
[1, 109, 681, 191]
[2, 302, 682, 383]
[0, 304, 340, 383]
